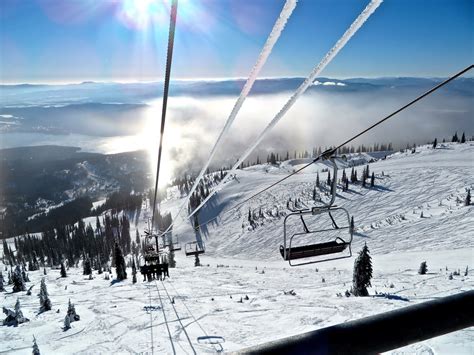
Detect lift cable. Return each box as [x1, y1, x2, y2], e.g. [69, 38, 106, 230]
[159, 0, 382, 236]
[168, 64, 473, 233]
[233, 64, 473, 208]
[159, 0, 298, 236]
[151, 0, 178, 232]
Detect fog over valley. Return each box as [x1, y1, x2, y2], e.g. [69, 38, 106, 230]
[1, 76, 472, 181]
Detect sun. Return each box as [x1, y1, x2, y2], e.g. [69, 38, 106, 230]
[118, 0, 169, 30]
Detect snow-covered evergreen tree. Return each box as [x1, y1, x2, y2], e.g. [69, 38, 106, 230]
[67, 299, 80, 322]
[452, 132, 458, 142]
[3, 298, 29, 326]
[418, 261, 428, 275]
[169, 247, 176, 268]
[461, 132, 466, 143]
[39, 278, 51, 313]
[32, 336, 40, 355]
[60, 262, 67, 278]
[132, 259, 137, 284]
[97, 256, 103, 274]
[0, 272, 4, 292]
[316, 172, 320, 187]
[83, 257, 92, 276]
[466, 189, 471, 206]
[370, 172, 375, 187]
[352, 243, 372, 296]
[12, 265, 26, 293]
[432, 138, 437, 149]
[22, 268, 30, 283]
[63, 314, 71, 331]
[114, 242, 127, 280]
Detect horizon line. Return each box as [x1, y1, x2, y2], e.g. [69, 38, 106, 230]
[2, 73, 473, 86]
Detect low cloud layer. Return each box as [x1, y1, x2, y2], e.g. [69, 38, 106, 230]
[1, 77, 472, 181]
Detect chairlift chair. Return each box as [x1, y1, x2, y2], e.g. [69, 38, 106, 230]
[280, 157, 353, 266]
[165, 235, 181, 251]
[185, 241, 205, 256]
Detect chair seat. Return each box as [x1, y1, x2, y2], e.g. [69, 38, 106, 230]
[280, 240, 348, 260]
[185, 249, 205, 256]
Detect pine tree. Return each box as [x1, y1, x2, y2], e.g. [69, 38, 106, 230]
[194, 254, 201, 267]
[352, 243, 372, 296]
[32, 336, 40, 355]
[63, 315, 71, 331]
[452, 132, 458, 142]
[0, 272, 4, 292]
[370, 172, 375, 187]
[97, 256, 103, 274]
[12, 265, 26, 293]
[461, 132, 466, 143]
[432, 138, 437, 149]
[168, 242, 176, 268]
[418, 261, 427, 275]
[22, 268, 30, 283]
[316, 172, 320, 188]
[83, 257, 92, 276]
[67, 299, 80, 322]
[60, 262, 67, 278]
[466, 189, 471, 206]
[39, 278, 52, 313]
[132, 259, 137, 284]
[114, 243, 127, 280]
[350, 216, 354, 233]
[327, 171, 331, 186]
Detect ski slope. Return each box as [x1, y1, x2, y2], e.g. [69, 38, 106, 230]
[1, 142, 473, 354]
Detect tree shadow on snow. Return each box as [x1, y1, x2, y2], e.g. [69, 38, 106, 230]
[371, 185, 394, 192]
[373, 293, 410, 302]
[354, 231, 370, 238]
[109, 279, 123, 286]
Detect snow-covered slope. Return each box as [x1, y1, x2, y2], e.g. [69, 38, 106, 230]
[1, 142, 473, 354]
[170, 142, 473, 260]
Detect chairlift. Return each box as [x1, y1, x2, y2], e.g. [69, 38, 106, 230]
[280, 157, 353, 266]
[165, 235, 181, 251]
[185, 241, 205, 256]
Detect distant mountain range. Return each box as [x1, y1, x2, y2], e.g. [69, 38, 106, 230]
[1, 76, 473, 106]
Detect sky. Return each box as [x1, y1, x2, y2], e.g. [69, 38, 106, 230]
[0, 0, 472, 83]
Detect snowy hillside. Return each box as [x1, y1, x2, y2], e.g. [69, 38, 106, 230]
[1, 142, 473, 354]
[170, 142, 473, 260]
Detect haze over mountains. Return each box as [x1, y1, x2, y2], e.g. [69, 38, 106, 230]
[1, 76, 473, 179]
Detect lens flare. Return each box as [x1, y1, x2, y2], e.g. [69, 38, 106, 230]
[118, 0, 168, 29]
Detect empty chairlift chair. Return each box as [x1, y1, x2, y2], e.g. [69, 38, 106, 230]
[280, 157, 353, 266]
[185, 241, 205, 256]
[166, 235, 181, 251]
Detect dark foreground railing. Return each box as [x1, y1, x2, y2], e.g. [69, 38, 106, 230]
[236, 290, 474, 354]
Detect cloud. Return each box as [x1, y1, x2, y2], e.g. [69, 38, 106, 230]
[1, 77, 472, 182]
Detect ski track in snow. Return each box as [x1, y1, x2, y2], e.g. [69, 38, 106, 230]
[1, 143, 474, 354]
